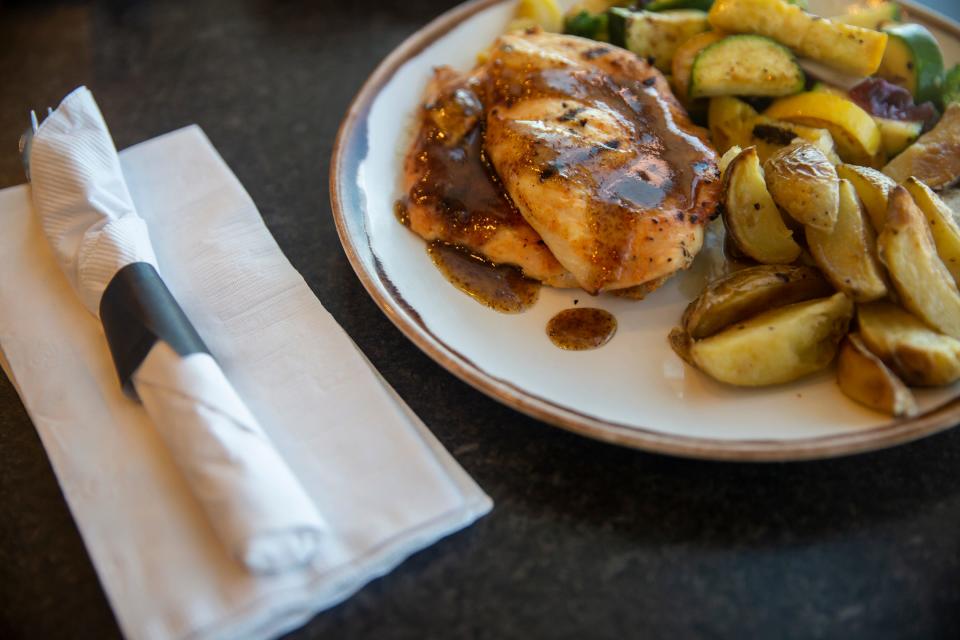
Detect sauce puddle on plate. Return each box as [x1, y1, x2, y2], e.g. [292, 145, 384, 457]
[427, 240, 540, 313]
[546, 308, 617, 350]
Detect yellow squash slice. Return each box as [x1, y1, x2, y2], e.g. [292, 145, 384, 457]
[765, 92, 883, 166]
[708, 0, 888, 76]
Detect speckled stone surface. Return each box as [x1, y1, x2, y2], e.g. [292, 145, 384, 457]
[2, 1, 960, 638]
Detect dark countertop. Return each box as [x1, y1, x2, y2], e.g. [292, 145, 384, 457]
[2, 1, 960, 638]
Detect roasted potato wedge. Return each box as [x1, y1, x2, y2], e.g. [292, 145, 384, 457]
[689, 292, 853, 386]
[681, 264, 833, 339]
[837, 333, 917, 417]
[836, 164, 896, 234]
[858, 301, 960, 387]
[903, 177, 960, 285]
[806, 179, 888, 302]
[764, 142, 840, 232]
[668, 326, 696, 366]
[722, 147, 802, 264]
[878, 187, 960, 339]
[882, 103, 960, 189]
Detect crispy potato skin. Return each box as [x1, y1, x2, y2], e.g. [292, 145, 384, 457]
[878, 187, 960, 339]
[806, 179, 888, 302]
[837, 333, 917, 417]
[764, 142, 840, 231]
[858, 301, 960, 387]
[689, 292, 853, 386]
[722, 146, 802, 264]
[681, 264, 833, 339]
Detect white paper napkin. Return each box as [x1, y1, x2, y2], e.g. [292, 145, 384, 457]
[28, 86, 328, 575]
[0, 124, 491, 640]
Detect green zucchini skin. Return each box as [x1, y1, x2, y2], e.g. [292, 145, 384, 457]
[646, 0, 713, 12]
[689, 35, 805, 99]
[944, 64, 960, 107]
[564, 10, 609, 40]
[607, 6, 630, 48]
[879, 23, 945, 106]
[604, 8, 708, 70]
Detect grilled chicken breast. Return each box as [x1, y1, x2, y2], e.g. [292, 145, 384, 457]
[482, 31, 721, 294]
[399, 30, 721, 295]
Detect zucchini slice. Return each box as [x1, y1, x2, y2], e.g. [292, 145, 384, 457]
[672, 30, 726, 102]
[878, 23, 945, 106]
[875, 117, 922, 157]
[708, 0, 888, 76]
[833, 2, 901, 30]
[689, 35, 804, 98]
[607, 8, 709, 71]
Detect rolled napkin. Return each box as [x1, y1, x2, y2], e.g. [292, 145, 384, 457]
[27, 86, 327, 574]
[0, 110, 491, 639]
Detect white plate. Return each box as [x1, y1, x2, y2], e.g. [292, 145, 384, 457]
[331, 0, 960, 460]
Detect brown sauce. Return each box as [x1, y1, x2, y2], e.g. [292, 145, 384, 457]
[406, 82, 526, 248]
[546, 308, 617, 350]
[427, 241, 540, 313]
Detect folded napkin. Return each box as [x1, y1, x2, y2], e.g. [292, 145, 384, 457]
[28, 86, 326, 574]
[0, 113, 491, 638]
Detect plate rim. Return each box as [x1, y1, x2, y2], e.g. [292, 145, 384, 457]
[330, 0, 960, 462]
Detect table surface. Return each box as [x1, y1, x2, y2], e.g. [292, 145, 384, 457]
[2, 1, 960, 638]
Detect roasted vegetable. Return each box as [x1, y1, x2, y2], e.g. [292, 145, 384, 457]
[672, 31, 727, 102]
[688, 35, 804, 98]
[764, 142, 839, 231]
[874, 117, 922, 158]
[708, 96, 758, 153]
[765, 92, 883, 166]
[832, 2, 901, 30]
[688, 292, 853, 386]
[836, 163, 895, 233]
[707, 0, 888, 76]
[511, 0, 563, 32]
[722, 146, 803, 263]
[837, 333, 916, 417]
[903, 177, 960, 285]
[564, 10, 609, 39]
[708, 96, 841, 162]
[647, 0, 714, 10]
[858, 301, 960, 387]
[883, 103, 960, 189]
[681, 264, 833, 339]
[806, 179, 888, 302]
[945, 64, 960, 106]
[878, 23, 945, 106]
[877, 186, 960, 339]
[607, 8, 709, 71]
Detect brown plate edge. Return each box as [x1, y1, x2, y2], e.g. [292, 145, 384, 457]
[329, 0, 960, 462]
